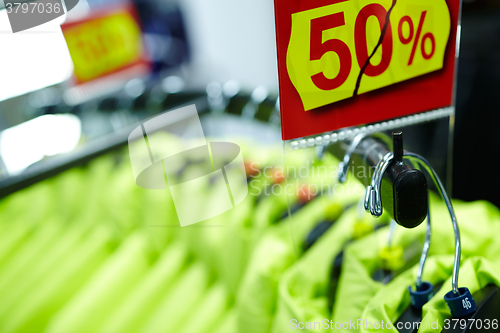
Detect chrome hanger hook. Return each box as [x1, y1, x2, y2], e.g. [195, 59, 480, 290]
[405, 160, 431, 289]
[365, 150, 461, 295]
[416, 194, 431, 288]
[403, 152, 461, 296]
[338, 133, 367, 183]
[363, 151, 394, 217]
[387, 219, 398, 248]
[338, 132, 392, 184]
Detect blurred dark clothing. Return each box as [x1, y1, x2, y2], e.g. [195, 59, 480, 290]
[453, 1, 500, 207]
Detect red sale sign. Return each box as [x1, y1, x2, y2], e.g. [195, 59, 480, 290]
[62, 5, 149, 85]
[274, 0, 461, 141]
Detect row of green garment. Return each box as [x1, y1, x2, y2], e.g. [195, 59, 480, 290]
[1, 136, 500, 333]
[0, 135, 337, 333]
[269, 198, 500, 333]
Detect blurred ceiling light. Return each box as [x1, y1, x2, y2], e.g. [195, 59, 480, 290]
[0, 114, 82, 175]
[206, 81, 222, 98]
[222, 80, 240, 98]
[162, 76, 185, 93]
[0, 10, 73, 102]
[251, 86, 269, 104]
[124, 79, 146, 98]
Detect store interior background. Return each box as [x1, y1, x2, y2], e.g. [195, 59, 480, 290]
[0, 0, 499, 206]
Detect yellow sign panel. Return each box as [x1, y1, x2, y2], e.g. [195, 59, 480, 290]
[286, 0, 451, 111]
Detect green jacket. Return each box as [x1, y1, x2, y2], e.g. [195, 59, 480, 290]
[419, 256, 500, 333]
[269, 199, 500, 333]
[272, 206, 387, 333]
[359, 255, 500, 333]
[360, 254, 455, 333]
[332, 199, 500, 332]
[237, 178, 365, 333]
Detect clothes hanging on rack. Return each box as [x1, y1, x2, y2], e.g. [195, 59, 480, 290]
[419, 257, 500, 333]
[271, 207, 388, 333]
[358, 253, 500, 333]
[2, 127, 500, 333]
[331, 199, 500, 332]
[237, 177, 365, 333]
[100, 242, 189, 333]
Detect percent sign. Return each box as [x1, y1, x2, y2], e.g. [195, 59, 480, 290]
[398, 11, 436, 66]
[310, 5, 438, 92]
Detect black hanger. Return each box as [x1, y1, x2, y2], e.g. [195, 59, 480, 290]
[395, 284, 500, 333]
[327, 132, 428, 228]
[326, 132, 429, 311]
[394, 282, 445, 333]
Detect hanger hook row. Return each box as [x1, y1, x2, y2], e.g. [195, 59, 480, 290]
[366, 151, 460, 295]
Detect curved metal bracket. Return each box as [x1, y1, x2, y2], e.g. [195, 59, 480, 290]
[366, 151, 461, 295]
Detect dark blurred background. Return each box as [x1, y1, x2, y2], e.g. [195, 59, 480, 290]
[454, 0, 500, 207]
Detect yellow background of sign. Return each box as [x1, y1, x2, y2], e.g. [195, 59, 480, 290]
[63, 11, 143, 83]
[286, 0, 451, 111]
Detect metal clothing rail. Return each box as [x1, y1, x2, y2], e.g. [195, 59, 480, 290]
[0, 96, 210, 199]
[325, 133, 428, 228]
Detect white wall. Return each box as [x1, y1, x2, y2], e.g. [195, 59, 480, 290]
[180, 0, 279, 92]
[0, 0, 280, 101]
[0, 7, 73, 102]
